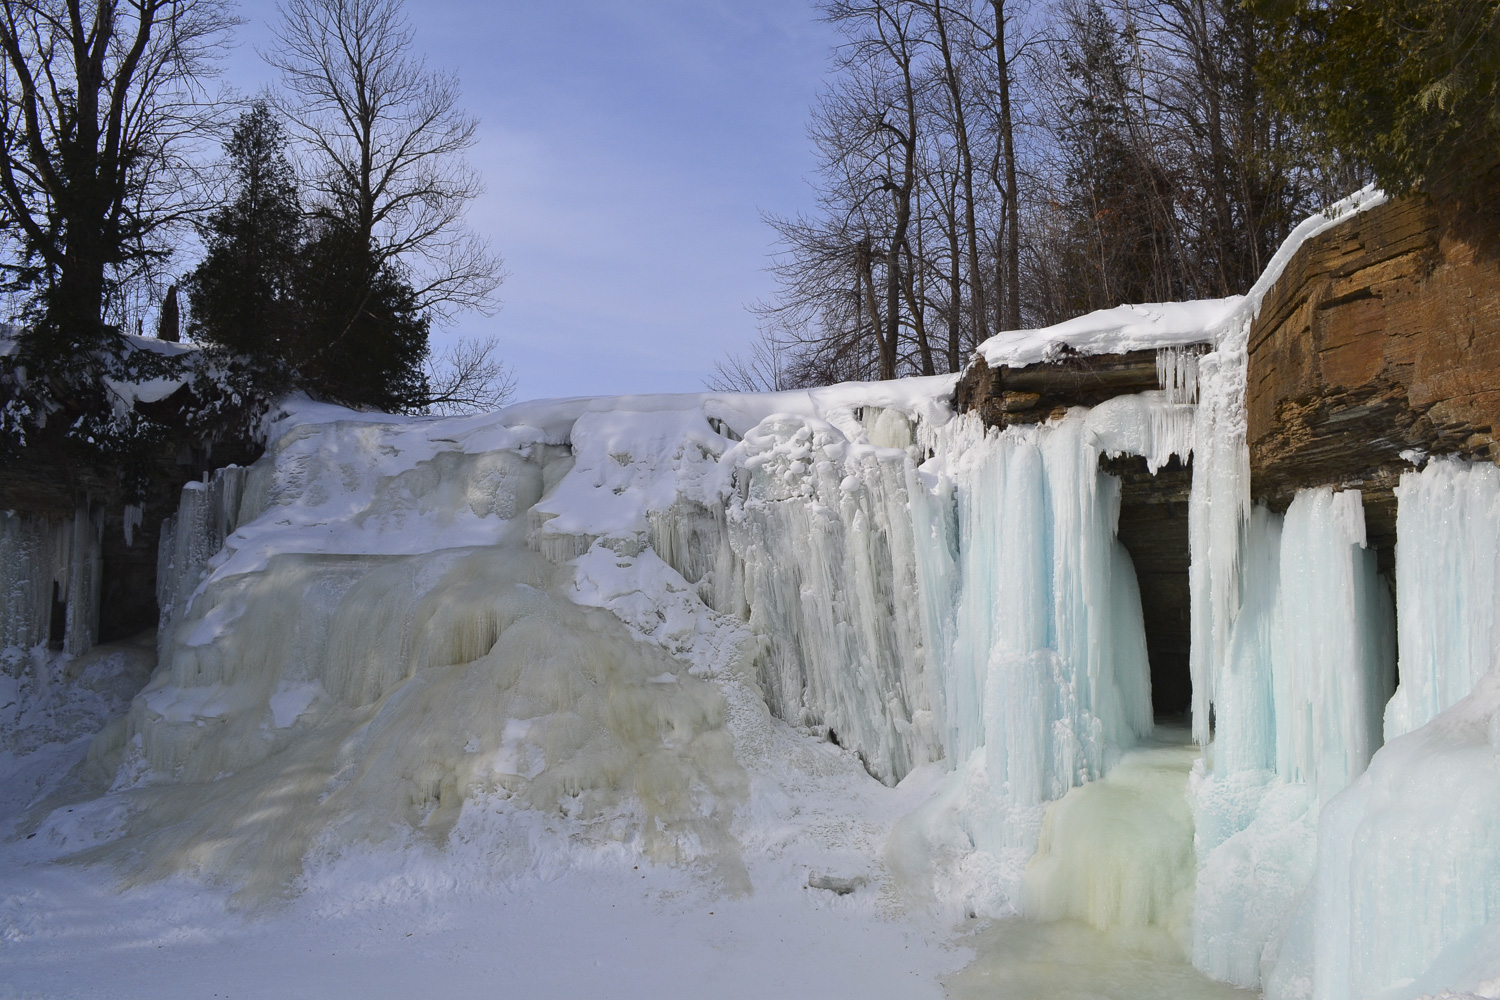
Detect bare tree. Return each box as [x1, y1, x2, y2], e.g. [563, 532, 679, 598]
[741, 0, 1335, 391]
[985, 0, 1023, 331]
[421, 334, 515, 414]
[266, 0, 503, 323]
[921, 0, 989, 346]
[0, 0, 235, 352]
[706, 335, 794, 393]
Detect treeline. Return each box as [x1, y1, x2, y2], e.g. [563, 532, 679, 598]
[719, 0, 1499, 390]
[0, 0, 507, 490]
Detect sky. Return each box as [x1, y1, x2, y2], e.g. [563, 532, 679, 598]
[222, 1, 839, 401]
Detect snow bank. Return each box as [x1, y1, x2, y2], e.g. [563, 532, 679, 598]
[977, 299, 1237, 369]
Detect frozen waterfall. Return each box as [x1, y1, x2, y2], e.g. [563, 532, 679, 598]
[6, 183, 1500, 1000]
[1, 507, 102, 655]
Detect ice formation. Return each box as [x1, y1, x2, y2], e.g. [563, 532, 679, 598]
[1385, 458, 1500, 739]
[6, 187, 1500, 998]
[0, 507, 102, 655]
[1023, 732, 1198, 943]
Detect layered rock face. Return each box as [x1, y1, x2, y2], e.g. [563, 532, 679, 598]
[956, 348, 1168, 428]
[1247, 180, 1500, 548]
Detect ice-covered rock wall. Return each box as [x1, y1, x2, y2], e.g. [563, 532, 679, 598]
[0, 508, 102, 656]
[1181, 187, 1500, 998]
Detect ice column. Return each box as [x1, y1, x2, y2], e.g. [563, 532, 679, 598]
[1273, 488, 1395, 801]
[1276, 457, 1500, 1000]
[935, 413, 1154, 809]
[1385, 457, 1500, 738]
[157, 465, 251, 655]
[1192, 488, 1396, 990]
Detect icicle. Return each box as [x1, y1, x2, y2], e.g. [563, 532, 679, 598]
[1385, 457, 1500, 738]
[0, 511, 55, 649]
[724, 412, 944, 783]
[926, 410, 1153, 807]
[1156, 345, 1203, 405]
[156, 465, 250, 657]
[0, 508, 101, 654]
[1272, 488, 1393, 803]
[63, 505, 102, 655]
[123, 503, 143, 547]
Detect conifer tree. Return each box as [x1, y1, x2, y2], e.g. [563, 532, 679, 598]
[185, 102, 304, 384]
[1252, 0, 1500, 193]
[293, 218, 430, 412]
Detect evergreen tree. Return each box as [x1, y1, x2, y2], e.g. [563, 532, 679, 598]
[185, 102, 304, 384]
[293, 219, 430, 412]
[186, 104, 431, 412]
[1252, 0, 1500, 193]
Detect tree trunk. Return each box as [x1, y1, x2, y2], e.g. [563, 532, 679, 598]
[992, 0, 1022, 331]
[932, 0, 988, 345]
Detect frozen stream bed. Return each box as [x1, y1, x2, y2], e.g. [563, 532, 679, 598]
[0, 862, 1255, 1000]
[0, 641, 1244, 1000]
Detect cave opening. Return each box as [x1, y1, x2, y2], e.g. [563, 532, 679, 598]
[48, 580, 67, 650]
[1103, 453, 1195, 722]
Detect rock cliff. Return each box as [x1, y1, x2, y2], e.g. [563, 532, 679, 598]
[1246, 177, 1500, 552]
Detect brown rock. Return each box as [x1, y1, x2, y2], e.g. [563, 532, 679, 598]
[1247, 171, 1500, 553]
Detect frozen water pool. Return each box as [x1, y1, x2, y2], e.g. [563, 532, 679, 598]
[949, 919, 1254, 1000]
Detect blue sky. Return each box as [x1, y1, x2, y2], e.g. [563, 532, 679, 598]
[225, 1, 837, 401]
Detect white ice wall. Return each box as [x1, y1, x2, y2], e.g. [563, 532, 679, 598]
[721, 408, 945, 783]
[1385, 458, 1500, 739]
[0, 507, 102, 656]
[1190, 488, 1397, 989]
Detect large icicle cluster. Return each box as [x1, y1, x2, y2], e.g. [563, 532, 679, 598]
[155, 465, 251, 658]
[1190, 487, 1397, 989]
[1181, 187, 1500, 999]
[721, 407, 945, 783]
[930, 409, 1160, 802]
[0, 508, 102, 655]
[1385, 458, 1500, 739]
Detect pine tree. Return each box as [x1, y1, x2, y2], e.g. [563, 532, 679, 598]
[185, 102, 304, 384]
[1252, 0, 1500, 194]
[293, 219, 430, 412]
[186, 103, 431, 412]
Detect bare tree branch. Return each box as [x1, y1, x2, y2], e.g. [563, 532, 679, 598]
[420, 333, 514, 414]
[265, 0, 503, 324]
